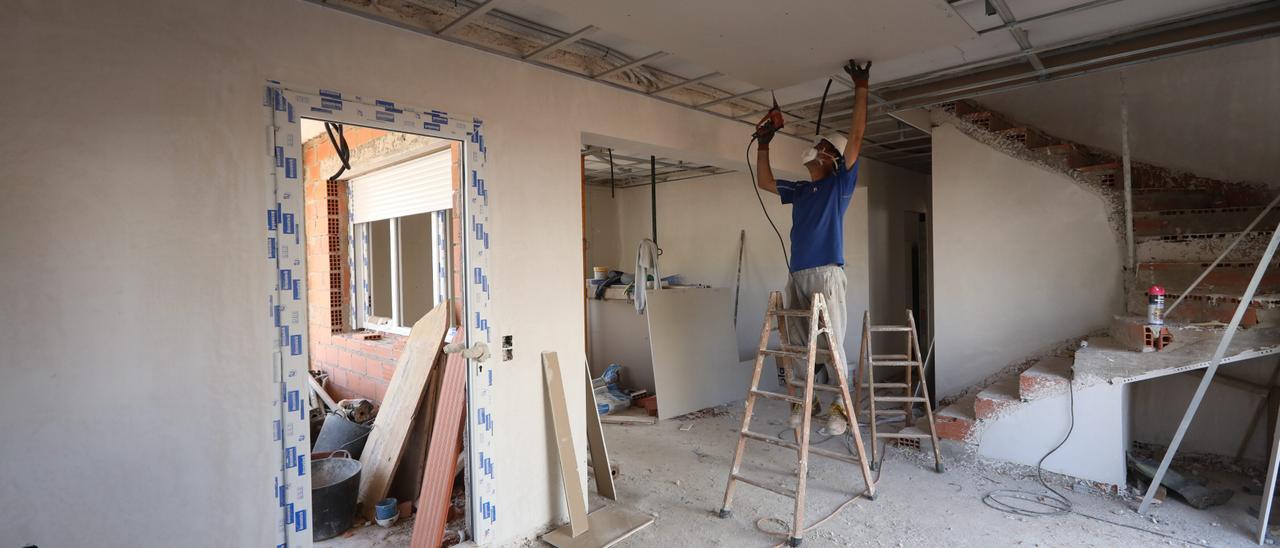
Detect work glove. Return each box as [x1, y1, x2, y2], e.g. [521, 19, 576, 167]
[754, 106, 781, 149]
[756, 126, 775, 148]
[844, 59, 872, 89]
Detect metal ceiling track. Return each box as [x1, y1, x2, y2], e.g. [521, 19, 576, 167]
[311, 0, 1279, 172]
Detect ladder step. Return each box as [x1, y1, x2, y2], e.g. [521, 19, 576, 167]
[787, 380, 841, 393]
[871, 354, 909, 361]
[860, 382, 909, 389]
[740, 430, 861, 465]
[781, 345, 834, 356]
[870, 326, 911, 332]
[759, 349, 807, 360]
[874, 409, 908, 415]
[873, 396, 928, 403]
[769, 308, 812, 317]
[750, 389, 804, 405]
[730, 473, 797, 499]
[869, 360, 920, 367]
[876, 432, 933, 439]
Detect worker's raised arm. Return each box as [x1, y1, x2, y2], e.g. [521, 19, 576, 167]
[843, 60, 872, 170]
[756, 129, 779, 195]
[757, 147, 779, 195]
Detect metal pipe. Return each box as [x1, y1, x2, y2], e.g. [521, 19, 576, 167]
[651, 155, 658, 245]
[1121, 74, 1135, 275]
[1165, 192, 1280, 317]
[880, 20, 1280, 109]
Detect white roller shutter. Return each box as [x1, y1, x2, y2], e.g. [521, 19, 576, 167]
[350, 148, 453, 223]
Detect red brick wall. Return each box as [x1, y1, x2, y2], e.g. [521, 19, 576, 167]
[303, 127, 464, 405]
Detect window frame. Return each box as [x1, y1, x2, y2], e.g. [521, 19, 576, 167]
[351, 210, 449, 336]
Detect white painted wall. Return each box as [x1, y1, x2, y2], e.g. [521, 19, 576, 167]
[979, 383, 1130, 486]
[978, 37, 1280, 187]
[0, 1, 823, 546]
[932, 124, 1124, 398]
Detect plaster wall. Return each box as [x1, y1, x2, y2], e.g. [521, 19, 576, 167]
[0, 1, 822, 546]
[979, 383, 1130, 486]
[978, 37, 1280, 187]
[932, 124, 1124, 398]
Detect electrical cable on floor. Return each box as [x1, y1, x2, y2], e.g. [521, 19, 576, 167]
[756, 426, 886, 547]
[980, 372, 1210, 547]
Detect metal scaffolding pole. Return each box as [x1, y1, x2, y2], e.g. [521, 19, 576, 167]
[1137, 220, 1280, 515]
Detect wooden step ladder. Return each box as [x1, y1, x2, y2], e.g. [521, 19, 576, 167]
[718, 291, 876, 547]
[855, 310, 945, 473]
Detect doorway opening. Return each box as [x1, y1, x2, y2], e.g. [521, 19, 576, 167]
[299, 117, 468, 544]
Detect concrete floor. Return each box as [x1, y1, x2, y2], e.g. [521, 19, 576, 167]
[326, 401, 1270, 547]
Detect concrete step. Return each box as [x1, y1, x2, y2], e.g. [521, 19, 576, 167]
[1136, 230, 1276, 263]
[1135, 261, 1280, 295]
[933, 392, 977, 442]
[974, 377, 1021, 421]
[1018, 356, 1072, 401]
[1134, 206, 1280, 238]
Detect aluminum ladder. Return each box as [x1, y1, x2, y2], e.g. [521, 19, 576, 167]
[856, 309, 945, 473]
[718, 291, 876, 547]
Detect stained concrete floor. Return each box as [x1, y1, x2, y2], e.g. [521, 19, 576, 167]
[325, 401, 1270, 547]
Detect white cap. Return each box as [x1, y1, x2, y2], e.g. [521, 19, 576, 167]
[801, 131, 848, 165]
[815, 132, 847, 155]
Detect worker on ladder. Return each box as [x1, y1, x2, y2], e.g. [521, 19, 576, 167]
[754, 59, 871, 436]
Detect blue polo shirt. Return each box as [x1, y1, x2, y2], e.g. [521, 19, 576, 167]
[776, 160, 858, 272]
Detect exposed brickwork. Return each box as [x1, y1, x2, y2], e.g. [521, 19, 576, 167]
[302, 126, 464, 405]
[933, 413, 975, 442]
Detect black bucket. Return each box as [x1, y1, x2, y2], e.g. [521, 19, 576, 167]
[312, 451, 362, 541]
[314, 412, 372, 458]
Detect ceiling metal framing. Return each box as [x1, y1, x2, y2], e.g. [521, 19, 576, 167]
[310, 0, 1280, 175]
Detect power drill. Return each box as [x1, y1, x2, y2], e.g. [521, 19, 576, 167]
[754, 94, 784, 141]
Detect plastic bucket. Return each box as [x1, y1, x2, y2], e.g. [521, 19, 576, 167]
[314, 412, 372, 458]
[312, 450, 362, 541]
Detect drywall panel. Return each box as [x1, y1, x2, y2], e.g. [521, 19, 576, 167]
[526, 0, 976, 89]
[978, 38, 1280, 187]
[586, 298, 655, 394]
[645, 288, 747, 419]
[0, 1, 824, 546]
[932, 124, 1123, 398]
[978, 383, 1130, 486]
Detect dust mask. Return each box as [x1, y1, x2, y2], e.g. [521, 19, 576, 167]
[800, 147, 820, 165]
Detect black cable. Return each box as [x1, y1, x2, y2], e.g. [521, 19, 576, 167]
[815, 79, 833, 137]
[746, 137, 790, 272]
[324, 122, 352, 182]
[608, 148, 615, 198]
